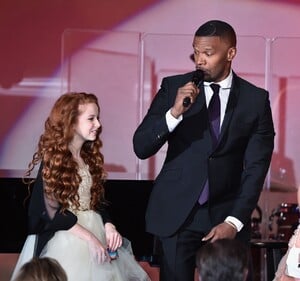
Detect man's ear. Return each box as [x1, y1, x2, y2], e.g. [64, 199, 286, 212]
[227, 47, 236, 61]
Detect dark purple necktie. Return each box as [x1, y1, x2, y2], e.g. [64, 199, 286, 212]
[208, 83, 221, 147]
[198, 83, 220, 205]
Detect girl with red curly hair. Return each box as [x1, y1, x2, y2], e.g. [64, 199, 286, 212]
[11, 92, 150, 281]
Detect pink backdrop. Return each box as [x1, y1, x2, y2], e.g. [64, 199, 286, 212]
[0, 0, 300, 249]
[1, 1, 300, 230]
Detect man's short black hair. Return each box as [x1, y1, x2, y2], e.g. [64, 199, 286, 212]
[195, 20, 237, 47]
[196, 239, 249, 281]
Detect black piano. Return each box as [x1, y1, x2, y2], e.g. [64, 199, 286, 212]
[0, 177, 159, 264]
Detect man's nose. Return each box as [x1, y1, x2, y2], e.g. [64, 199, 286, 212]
[195, 54, 205, 65]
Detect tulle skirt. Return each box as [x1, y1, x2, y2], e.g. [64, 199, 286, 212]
[11, 210, 150, 281]
[273, 226, 300, 281]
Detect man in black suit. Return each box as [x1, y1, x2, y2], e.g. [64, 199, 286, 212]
[133, 20, 275, 281]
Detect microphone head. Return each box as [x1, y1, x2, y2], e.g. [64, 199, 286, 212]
[183, 69, 204, 108]
[192, 69, 204, 86]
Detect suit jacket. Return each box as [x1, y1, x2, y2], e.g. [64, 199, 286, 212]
[133, 71, 275, 241]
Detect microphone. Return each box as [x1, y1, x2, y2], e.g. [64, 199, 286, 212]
[182, 69, 204, 107]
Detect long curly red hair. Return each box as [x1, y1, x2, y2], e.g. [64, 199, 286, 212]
[25, 92, 106, 212]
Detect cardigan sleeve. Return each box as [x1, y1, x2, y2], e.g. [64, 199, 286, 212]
[28, 164, 77, 235]
[27, 164, 78, 256]
[96, 205, 113, 225]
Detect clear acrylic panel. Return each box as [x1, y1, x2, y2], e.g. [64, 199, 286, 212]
[138, 34, 268, 180]
[138, 33, 195, 180]
[61, 29, 142, 179]
[269, 37, 300, 191]
[254, 37, 300, 241]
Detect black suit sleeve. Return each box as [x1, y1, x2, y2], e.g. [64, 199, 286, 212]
[133, 77, 172, 159]
[230, 90, 275, 225]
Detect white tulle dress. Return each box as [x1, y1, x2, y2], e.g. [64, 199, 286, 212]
[273, 225, 300, 281]
[11, 166, 150, 281]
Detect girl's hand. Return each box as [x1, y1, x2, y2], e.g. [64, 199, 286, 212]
[69, 223, 110, 263]
[87, 233, 111, 264]
[105, 223, 122, 251]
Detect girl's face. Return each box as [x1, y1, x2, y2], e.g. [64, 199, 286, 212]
[72, 102, 101, 145]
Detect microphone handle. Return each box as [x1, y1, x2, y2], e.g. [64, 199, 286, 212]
[182, 69, 204, 107]
[182, 97, 191, 107]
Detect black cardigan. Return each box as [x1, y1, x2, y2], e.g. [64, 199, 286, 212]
[28, 164, 112, 256]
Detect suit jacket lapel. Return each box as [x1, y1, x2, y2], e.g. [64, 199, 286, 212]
[190, 84, 206, 113]
[218, 74, 239, 146]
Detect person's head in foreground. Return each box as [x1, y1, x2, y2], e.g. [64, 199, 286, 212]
[13, 257, 68, 281]
[196, 238, 249, 281]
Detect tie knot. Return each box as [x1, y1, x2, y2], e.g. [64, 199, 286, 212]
[210, 83, 220, 94]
